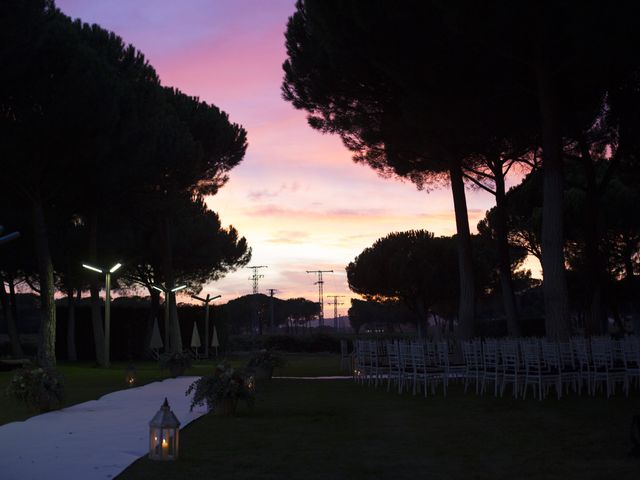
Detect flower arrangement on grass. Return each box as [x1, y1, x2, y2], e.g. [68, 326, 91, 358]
[159, 350, 193, 377]
[185, 364, 255, 415]
[246, 349, 286, 379]
[6, 367, 64, 412]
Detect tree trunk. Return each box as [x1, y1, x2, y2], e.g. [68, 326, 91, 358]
[66, 288, 77, 361]
[32, 199, 56, 367]
[415, 300, 430, 339]
[449, 160, 475, 339]
[494, 172, 521, 336]
[579, 141, 605, 336]
[0, 273, 23, 357]
[171, 294, 182, 351]
[163, 217, 182, 352]
[89, 213, 106, 365]
[8, 273, 18, 323]
[536, 63, 570, 341]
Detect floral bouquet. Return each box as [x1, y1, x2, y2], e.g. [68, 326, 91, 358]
[185, 364, 255, 414]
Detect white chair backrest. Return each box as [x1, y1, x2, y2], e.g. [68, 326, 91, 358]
[436, 341, 450, 367]
[483, 339, 500, 369]
[541, 339, 561, 370]
[571, 337, 591, 368]
[500, 340, 519, 371]
[590, 338, 613, 369]
[558, 342, 575, 369]
[424, 341, 438, 366]
[622, 336, 640, 366]
[410, 342, 426, 370]
[522, 340, 542, 370]
[399, 341, 412, 369]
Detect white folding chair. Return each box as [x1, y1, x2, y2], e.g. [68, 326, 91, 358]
[622, 336, 640, 395]
[500, 340, 522, 398]
[461, 340, 482, 394]
[480, 339, 501, 397]
[591, 337, 626, 397]
[410, 342, 428, 396]
[522, 339, 559, 400]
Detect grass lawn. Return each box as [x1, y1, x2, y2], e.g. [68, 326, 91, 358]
[275, 352, 343, 377]
[117, 366, 640, 480]
[2, 355, 639, 479]
[0, 358, 241, 426]
[0, 353, 338, 426]
[0, 361, 174, 426]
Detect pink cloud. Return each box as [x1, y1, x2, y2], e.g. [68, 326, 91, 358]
[54, 0, 517, 316]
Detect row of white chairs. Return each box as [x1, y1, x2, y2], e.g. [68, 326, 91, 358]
[351, 336, 640, 400]
[352, 338, 462, 397]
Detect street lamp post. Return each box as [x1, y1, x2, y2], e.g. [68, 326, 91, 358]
[191, 293, 221, 358]
[82, 262, 122, 367]
[152, 284, 187, 353]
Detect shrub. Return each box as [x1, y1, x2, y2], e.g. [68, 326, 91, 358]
[247, 349, 287, 370]
[229, 334, 342, 353]
[158, 350, 193, 370]
[6, 367, 64, 411]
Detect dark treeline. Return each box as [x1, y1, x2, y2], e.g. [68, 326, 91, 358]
[220, 294, 320, 336]
[283, 0, 640, 340]
[0, 294, 321, 361]
[0, 0, 251, 366]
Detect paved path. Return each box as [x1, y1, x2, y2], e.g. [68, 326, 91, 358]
[0, 377, 206, 480]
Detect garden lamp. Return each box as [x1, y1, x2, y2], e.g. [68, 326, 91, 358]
[149, 397, 180, 461]
[82, 261, 122, 367]
[152, 284, 187, 353]
[191, 293, 221, 358]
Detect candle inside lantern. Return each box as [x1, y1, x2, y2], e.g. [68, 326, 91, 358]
[162, 437, 168, 457]
[125, 363, 137, 387]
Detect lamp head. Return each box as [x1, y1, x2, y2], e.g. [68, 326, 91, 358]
[82, 264, 103, 274]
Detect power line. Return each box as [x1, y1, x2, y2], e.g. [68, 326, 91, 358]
[306, 270, 333, 328]
[247, 265, 267, 294]
[326, 295, 345, 330]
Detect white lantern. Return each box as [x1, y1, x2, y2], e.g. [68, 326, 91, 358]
[149, 397, 180, 461]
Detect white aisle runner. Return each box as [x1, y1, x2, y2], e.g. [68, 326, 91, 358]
[0, 376, 206, 480]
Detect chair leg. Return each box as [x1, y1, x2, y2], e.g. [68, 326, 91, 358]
[538, 379, 542, 401]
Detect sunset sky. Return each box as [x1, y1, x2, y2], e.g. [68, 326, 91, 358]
[56, 0, 528, 316]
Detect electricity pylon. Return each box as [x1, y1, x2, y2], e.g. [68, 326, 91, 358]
[267, 288, 278, 333]
[306, 270, 333, 328]
[326, 295, 345, 331]
[247, 265, 267, 294]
